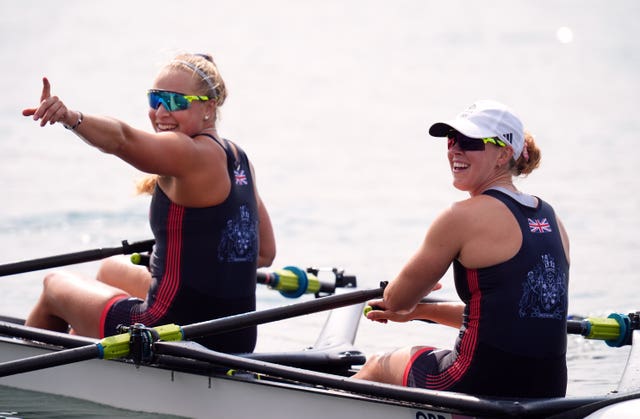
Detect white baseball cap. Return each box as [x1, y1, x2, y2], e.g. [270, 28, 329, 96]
[429, 100, 525, 159]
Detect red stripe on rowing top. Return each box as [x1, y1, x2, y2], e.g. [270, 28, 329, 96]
[137, 202, 184, 325]
[427, 268, 480, 389]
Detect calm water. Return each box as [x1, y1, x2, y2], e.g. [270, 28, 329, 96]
[1, 0, 639, 416]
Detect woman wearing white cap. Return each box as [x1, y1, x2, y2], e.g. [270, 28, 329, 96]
[353, 100, 570, 398]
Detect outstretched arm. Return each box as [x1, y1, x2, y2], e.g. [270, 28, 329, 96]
[23, 77, 209, 178]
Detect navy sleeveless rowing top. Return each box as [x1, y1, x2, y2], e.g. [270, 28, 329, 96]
[132, 134, 259, 353]
[406, 189, 569, 397]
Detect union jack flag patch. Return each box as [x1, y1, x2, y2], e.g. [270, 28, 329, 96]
[234, 169, 248, 185]
[528, 218, 552, 233]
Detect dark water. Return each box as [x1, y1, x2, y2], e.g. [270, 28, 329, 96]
[0, 386, 184, 419]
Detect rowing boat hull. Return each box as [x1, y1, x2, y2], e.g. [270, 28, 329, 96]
[2, 308, 640, 418]
[0, 337, 470, 419]
[4, 332, 635, 419]
[0, 304, 483, 418]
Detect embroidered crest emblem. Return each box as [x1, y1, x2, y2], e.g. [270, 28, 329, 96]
[519, 254, 567, 319]
[218, 205, 257, 262]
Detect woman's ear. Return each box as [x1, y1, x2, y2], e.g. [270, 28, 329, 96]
[206, 100, 217, 121]
[497, 146, 514, 166]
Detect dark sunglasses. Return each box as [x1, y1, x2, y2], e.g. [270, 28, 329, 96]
[447, 131, 506, 151]
[147, 89, 210, 112]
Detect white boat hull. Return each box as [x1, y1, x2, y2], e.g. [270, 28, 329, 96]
[2, 306, 640, 418]
[0, 338, 459, 419]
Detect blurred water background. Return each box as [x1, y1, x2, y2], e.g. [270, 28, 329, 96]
[0, 0, 639, 416]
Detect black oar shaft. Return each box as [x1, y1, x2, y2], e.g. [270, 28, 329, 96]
[182, 287, 384, 340]
[0, 344, 99, 377]
[567, 320, 589, 336]
[0, 321, 96, 348]
[0, 287, 381, 377]
[0, 239, 155, 276]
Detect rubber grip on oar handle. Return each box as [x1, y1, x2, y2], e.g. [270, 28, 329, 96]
[130, 253, 150, 267]
[362, 304, 389, 324]
[363, 304, 384, 316]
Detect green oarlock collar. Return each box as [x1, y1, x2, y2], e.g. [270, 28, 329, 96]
[97, 324, 183, 360]
[155, 324, 184, 342]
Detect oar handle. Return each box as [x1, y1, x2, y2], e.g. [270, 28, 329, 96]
[128, 261, 354, 298]
[363, 303, 438, 324]
[257, 267, 354, 298]
[130, 255, 356, 299]
[0, 239, 155, 276]
[567, 313, 637, 347]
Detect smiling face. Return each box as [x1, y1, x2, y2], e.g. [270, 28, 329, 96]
[147, 67, 215, 137]
[447, 137, 514, 196]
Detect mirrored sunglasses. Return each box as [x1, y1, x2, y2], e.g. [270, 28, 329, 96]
[147, 89, 209, 112]
[447, 131, 506, 151]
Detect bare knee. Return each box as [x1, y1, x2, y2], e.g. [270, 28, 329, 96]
[97, 256, 150, 298]
[26, 272, 70, 331]
[43, 271, 59, 286]
[352, 349, 409, 386]
[39, 271, 78, 314]
[97, 256, 124, 282]
[32, 271, 120, 336]
[42, 271, 66, 299]
[353, 352, 386, 382]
